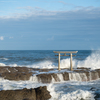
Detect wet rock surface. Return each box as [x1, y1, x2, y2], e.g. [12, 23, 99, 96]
[0, 66, 100, 83]
[0, 66, 55, 81]
[0, 86, 51, 100]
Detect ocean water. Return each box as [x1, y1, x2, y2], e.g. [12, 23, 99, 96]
[0, 50, 100, 100]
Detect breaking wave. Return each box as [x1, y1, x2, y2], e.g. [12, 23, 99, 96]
[0, 50, 100, 70]
[0, 58, 8, 61]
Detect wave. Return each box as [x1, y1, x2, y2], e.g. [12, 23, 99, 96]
[0, 51, 100, 70]
[0, 58, 8, 61]
[76, 50, 100, 70]
[27, 61, 57, 69]
[48, 84, 95, 100]
[58, 50, 100, 70]
[0, 63, 6, 66]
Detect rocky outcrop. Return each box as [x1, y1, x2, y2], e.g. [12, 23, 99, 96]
[35, 86, 51, 100]
[0, 86, 51, 100]
[1, 72, 33, 80]
[0, 66, 33, 80]
[0, 66, 54, 81]
[36, 72, 69, 83]
[90, 87, 100, 100]
[0, 66, 100, 83]
[95, 92, 100, 100]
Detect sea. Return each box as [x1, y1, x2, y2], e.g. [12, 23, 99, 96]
[0, 50, 100, 100]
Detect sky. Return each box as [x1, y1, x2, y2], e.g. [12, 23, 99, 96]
[0, 0, 100, 50]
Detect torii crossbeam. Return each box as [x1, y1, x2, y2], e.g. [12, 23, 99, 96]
[53, 51, 78, 71]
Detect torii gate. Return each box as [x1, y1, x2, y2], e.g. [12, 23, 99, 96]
[53, 51, 78, 71]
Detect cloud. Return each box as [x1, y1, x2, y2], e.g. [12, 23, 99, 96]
[17, 6, 34, 11]
[9, 37, 13, 39]
[0, 6, 100, 20]
[58, 1, 75, 6]
[0, 36, 4, 40]
[47, 36, 54, 41]
[59, 1, 68, 5]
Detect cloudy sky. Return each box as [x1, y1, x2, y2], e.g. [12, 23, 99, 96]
[0, 0, 100, 50]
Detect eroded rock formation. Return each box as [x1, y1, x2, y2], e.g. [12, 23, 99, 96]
[0, 86, 51, 100]
[0, 66, 100, 83]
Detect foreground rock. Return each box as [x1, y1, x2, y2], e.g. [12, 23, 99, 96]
[0, 86, 51, 100]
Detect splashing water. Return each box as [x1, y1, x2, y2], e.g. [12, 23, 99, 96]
[0, 50, 100, 100]
[60, 50, 100, 70]
[0, 50, 100, 70]
[76, 50, 100, 69]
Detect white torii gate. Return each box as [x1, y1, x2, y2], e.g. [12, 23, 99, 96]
[53, 51, 78, 71]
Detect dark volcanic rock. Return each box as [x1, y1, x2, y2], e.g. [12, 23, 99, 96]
[94, 89, 100, 100]
[51, 73, 59, 81]
[35, 86, 51, 100]
[1, 72, 33, 80]
[0, 88, 36, 100]
[36, 72, 69, 83]
[94, 93, 100, 100]
[90, 71, 99, 80]
[0, 86, 51, 100]
[37, 74, 52, 83]
[95, 69, 100, 77]
[0, 66, 100, 82]
[0, 67, 33, 81]
[84, 71, 90, 81]
[63, 72, 69, 81]
[0, 66, 56, 81]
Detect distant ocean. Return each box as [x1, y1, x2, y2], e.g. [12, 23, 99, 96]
[0, 50, 100, 100]
[0, 50, 100, 69]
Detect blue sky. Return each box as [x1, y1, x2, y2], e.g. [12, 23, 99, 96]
[0, 0, 100, 50]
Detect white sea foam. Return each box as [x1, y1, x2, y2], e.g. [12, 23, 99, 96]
[29, 75, 38, 82]
[0, 51, 100, 100]
[0, 63, 6, 66]
[9, 64, 18, 67]
[59, 89, 95, 100]
[30, 50, 100, 70]
[0, 63, 18, 67]
[57, 73, 64, 82]
[0, 51, 100, 70]
[0, 80, 46, 91]
[56, 50, 100, 70]
[27, 61, 57, 69]
[47, 82, 96, 100]
[76, 51, 100, 70]
[0, 58, 8, 60]
[0, 79, 100, 100]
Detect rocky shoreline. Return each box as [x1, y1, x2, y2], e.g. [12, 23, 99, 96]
[0, 66, 100, 82]
[0, 66, 100, 100]
[0, 86, 51, 100]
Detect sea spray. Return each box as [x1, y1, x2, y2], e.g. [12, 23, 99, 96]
[0, 63, 6, 66]
[0, 50, 100, 100]
[77, 50, 100, 70]
[0, 50, 100, 70]
[0, 76, 99, 100]
[56, 50, 100, 70]
[0, 77, 4, 81]
[79, 73, 87, 81]
[57, 73, 64, 82]
[59, 90, 95, 100]
[47, 82, 95, 100]
[29, 75, 38, 82]
[51, 76, 56, 83]
[69, 73, 81, 81]
[27, 60, 57, 69]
